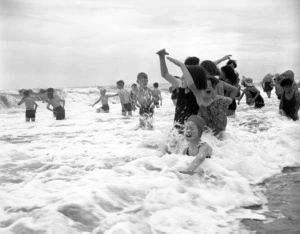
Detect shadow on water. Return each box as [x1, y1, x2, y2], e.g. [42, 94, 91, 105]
[242, 166, 300, 234]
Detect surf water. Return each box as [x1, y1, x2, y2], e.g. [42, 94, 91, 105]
[0, 85, 299, 234]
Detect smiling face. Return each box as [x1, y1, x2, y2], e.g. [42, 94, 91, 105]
[137, 76, 148, 88]
[184, 121, 200, 142]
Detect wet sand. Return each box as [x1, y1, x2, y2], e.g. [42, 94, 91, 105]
[242, 167, 300, 234]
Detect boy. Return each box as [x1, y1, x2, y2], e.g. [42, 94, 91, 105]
[92, 88, 117, 113]
[46, 88, 66, 120]
[116, 80, 132, 116]
[152, 82, 162, 108]
[136, 72, 155, 128]
[18, 90, 38, 122]
[279, 78, 300, 121]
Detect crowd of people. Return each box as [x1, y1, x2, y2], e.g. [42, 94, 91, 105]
[17, 49, 300, 174]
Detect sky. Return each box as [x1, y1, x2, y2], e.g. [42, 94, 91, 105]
[0, 0, 299, 90]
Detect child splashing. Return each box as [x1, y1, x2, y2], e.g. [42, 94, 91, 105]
[92, 88, 117, 113]
[180, 115, 212, 175]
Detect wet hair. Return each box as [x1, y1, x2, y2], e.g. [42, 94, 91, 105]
[200, 60, 221, 76]
[280, 78, 293, 87]
[186, 65, 207, 90]
[207, 75, 219, 89]
[137, 72, 148, 80]
[131, 83, 137, 88]
[184, 56, 200, 66]
[153, 82, 159, 88]
[100, 88, 106, 94]
[187, 115, 205, 137]
[221, 65, 238, 85]
[23, 90, 30, 97]
[116, 80, 125, 87]
[47, 88, 54, 93]
[47, 92, 54, 99]
[226, 59, 237, 68]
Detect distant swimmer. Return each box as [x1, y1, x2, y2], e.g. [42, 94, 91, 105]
[262, 73, 274, 98]
[152, 82, 162, 108]
[92, 88, 117, 113]
[180, 115, 212, 175]
[116, 80, 132, 116]
[279, 78, 300, 121]
[46, 88, 66, 120]
[18, 90, 38, 122]
[130, 83, 138, 111]
[238, 77, 264, 108]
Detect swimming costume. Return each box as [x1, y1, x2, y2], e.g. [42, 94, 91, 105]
[122, 103, 132, 112]
[186, 143, 211, 158]
[26, 109, 35, 119]
[101, 104, 109, 111]
[282, 91, 297, 120]
[249, 90, 264, 108]
[139, 104, 154, 116]
[263, 81, 273, 92]
[53, 106, 65, 120]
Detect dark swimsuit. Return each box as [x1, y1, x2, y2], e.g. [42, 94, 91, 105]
[54, 106, 65, 120]
[26, 109, 35, 119]
[249, 90, 264, 108]
[174, 88, 199, 131]
[101, 104, 109, 111]
[282, 91, 297, 120]
[263, 81, 273, 92]
[186, 143, 211, 158]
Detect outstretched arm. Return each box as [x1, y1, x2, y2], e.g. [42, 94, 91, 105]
[92, 97, 101, 107]
[214, 55, 232, 65]
[221, 81, 238, 101]
[157, 49, 181, 88]
[106, 94, 118, 98]
[181, 143, 212, 175]
[18, 98, 25, 106]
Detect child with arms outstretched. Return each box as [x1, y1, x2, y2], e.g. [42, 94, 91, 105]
[92, 88, 117, 113]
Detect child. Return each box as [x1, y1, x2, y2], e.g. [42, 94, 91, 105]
[152, 82, 162, 108]
[92, 88, 117, 113]
[116, 80, 132, 116]
[130, 83, 138, 111]
[136, 72, 155, 116]
[180, 115, 213, 175]
[18, 90, 38, 122]
[238, 77, 264, 108]
[279, 78, 300, 121]
[46, 88, 66, 120]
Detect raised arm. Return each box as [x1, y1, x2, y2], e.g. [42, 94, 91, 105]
[214, 55, 232, 65]
[156, 49, 181, 88]
[167, 56, 204, 107]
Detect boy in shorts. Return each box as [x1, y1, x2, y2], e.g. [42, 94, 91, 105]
[92, 88, 117, 113]
[130, 83, 138, 111]
[116, 80, 132, 116]
[152, 82, 162, 108]
[18, 90, 38, 122]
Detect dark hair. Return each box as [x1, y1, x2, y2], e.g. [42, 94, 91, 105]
[280, 78, 293, 87]
[200, 60, 221, 76]
[23, 90, 30, 97]
[116, 80, 124, 86]
[184, 56, 200, 66]
[137, 72, 148, 80]
[47, 92, 54, 99]
[131, 83, 137, 88]
[226, 59, 237, 68]
[207, 75, 219, 88]
[47, 88, 54, 93]
[221, 65, 238, 85]
[153, 82, 159, 88]
[186, 65, 207, 90]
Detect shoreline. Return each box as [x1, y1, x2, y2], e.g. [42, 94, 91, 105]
[242, 166, 300, 233]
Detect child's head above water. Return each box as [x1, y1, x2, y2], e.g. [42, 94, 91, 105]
[185, 115, 205, 142]
[100, 88, 106, 95]
[153, 82, 159, 88]
[23, 90, 30, 97]
[116, 80, 125, 89]
[137, 72, 148, 87]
